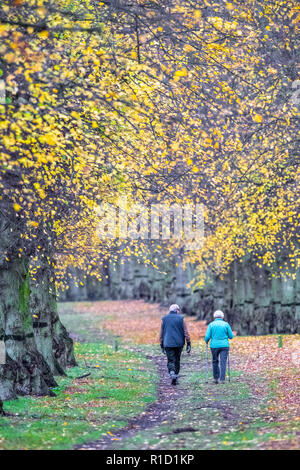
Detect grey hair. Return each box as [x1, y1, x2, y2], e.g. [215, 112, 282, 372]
[169, 304, 180, 312]
[214, 310, 224, 319]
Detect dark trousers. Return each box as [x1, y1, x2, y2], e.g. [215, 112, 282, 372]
[211, 347, 229, 381]
[165, 347, 183, 376]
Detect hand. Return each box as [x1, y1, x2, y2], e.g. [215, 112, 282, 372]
[186, 342, 191, 354]
[160, 344, 166, 355]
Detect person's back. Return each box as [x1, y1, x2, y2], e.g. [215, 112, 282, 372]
[205, 318, 234, 348]
[159, 304, 191, 385]
[161, 312, 185, 348]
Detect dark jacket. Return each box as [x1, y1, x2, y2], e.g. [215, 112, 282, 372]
[159, 311, 191, 348]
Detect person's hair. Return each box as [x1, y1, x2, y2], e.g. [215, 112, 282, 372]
[169, 304, 180, 312]
[213, 310, 224, 319]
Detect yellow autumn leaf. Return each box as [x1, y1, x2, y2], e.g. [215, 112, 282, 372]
[4, 52, 15, 63]
[253, 113, 263, 123]
[40, 134, 57, 146]
[183, 44, 194, 53]
[38, 30, 49, 39]
[28, 221, 39, 227]
[13, 203, 21, 212]
[174, 68, 188, 81]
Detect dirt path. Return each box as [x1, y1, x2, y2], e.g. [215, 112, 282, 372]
[75, 351, 187, 450]
[74, 348, 243, 450]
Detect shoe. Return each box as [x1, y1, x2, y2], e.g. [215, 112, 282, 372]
[170, 371, 177, 385]
[220, 380, 225, 384]
[214, 379, 218, 384]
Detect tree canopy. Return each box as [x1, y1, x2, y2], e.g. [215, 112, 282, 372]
[0, 0, 299, 288]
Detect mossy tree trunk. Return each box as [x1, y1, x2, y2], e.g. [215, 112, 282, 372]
[30, 252, 77, 375]
[30, 257, 65, 376]
[0, 255, 57, 401]
[52, 300, 77, 370]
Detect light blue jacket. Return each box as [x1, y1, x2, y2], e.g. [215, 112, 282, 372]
[205, 318, 234, 348]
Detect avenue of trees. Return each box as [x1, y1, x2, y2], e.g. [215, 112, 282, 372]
[0, 0, 298, 412]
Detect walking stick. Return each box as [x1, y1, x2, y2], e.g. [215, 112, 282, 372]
[227, 349, 231, 382]
[205, 343, 209, 383]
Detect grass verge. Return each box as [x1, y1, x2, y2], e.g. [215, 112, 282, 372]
[0, 342, 157, 450]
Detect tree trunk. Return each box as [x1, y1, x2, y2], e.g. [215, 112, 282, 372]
[52, 304, 77, 370]
[30, 254, 77, 375]
[30, 259, 65, 376]
[0, 255, 57, 401]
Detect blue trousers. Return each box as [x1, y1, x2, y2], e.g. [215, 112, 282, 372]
[211, 347, 229, 381]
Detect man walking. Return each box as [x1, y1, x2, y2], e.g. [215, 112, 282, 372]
[159, 304, 191, 385]
[205, 310, 234, 384]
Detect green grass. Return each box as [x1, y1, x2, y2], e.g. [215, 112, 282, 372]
[57, 302, 114, 344]
[0, 342, 157, 450]
[215, 418, 300, 450]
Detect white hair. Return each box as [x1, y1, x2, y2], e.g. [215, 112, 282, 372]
[169, 304, 180, 312]
[214, 310, 224, 319]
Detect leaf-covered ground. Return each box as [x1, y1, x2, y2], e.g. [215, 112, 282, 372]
[1, 300, 299, 450]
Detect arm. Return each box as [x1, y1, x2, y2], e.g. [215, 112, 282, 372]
[183, 319, 191, 353]
[204, 324, 211, 344]
[227, 324, 234, 340]
[159, 320, 165, 354]
[159, 320, 163, 346]
[183, 319, 191, 344]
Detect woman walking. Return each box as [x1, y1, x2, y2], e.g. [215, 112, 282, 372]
[204, 310, 234, 384]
